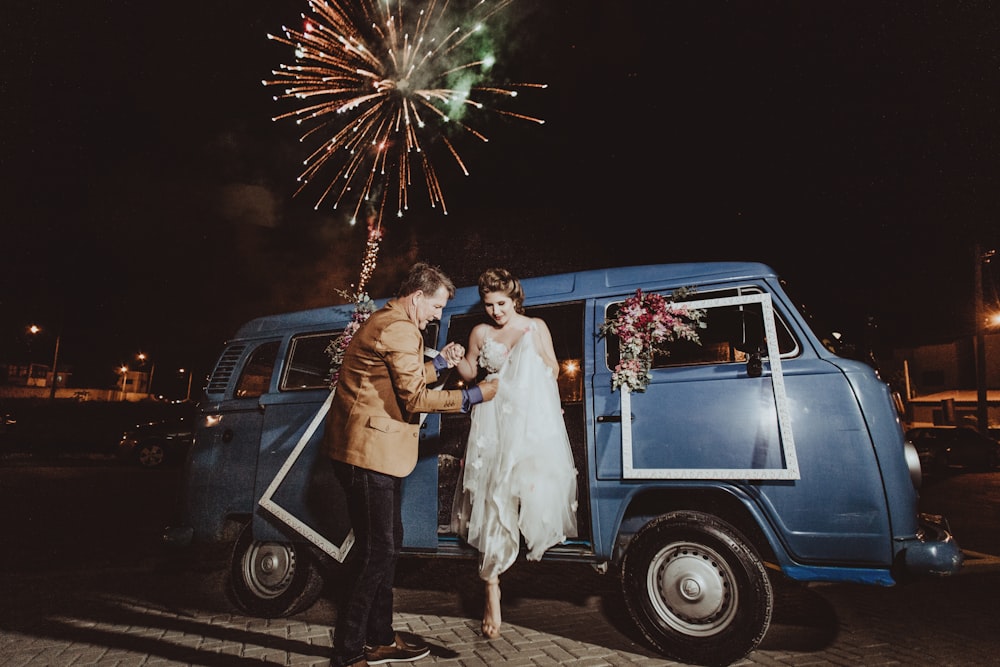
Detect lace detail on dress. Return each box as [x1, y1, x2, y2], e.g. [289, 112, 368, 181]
[478, 337, 508, 374]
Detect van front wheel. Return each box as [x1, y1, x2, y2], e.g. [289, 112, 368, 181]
[227, 523, 324, 618]
[620, 511, 773, 666]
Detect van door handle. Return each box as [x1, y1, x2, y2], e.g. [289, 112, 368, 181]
[597, 414, 636, 423]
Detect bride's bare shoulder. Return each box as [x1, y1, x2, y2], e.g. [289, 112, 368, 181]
[469, 322, 493, 344]
[527, 316, 551, 334]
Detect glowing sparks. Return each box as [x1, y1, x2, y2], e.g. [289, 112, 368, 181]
[357, 225, 383, 293]
[264, 0, 545, 234]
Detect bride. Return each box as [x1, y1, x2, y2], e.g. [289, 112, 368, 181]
[450, 267, 579, 639]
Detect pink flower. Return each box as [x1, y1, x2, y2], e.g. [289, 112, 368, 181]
[599, 288, 705, 392]
[326, 291, 375, 388]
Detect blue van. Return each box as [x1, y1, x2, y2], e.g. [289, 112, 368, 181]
[168, 262, 962, 666]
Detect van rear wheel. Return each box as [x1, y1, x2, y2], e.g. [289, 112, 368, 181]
[620, 511, 772, 666]
[227, 522, 324, 618]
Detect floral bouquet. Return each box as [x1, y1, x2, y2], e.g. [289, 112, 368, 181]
[599, 288, 706, 392]
[325, 289, 376, 389]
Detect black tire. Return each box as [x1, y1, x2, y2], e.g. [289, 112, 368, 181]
[227, 522, 325, 618]
[620, 511, 773, 667]
[135, 441, 166, 468]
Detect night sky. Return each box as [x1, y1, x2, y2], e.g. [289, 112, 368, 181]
[4, 1, 1000, 391]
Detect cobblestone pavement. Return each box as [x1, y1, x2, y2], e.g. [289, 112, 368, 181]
[3, 551, 1000, 667]
[4, 463, 1000, 666]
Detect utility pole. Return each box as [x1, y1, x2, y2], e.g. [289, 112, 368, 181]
[975, 243, 995, 435]
[48, 333, 61, 401]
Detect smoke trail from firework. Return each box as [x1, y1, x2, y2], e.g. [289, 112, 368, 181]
[264, 0, 545, 240]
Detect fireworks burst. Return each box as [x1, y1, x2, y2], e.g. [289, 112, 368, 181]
[264, 0, 545, 236]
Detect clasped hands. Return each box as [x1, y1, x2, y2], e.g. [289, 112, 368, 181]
[440, 341, 466, 367]
[439, 341, 498, 401]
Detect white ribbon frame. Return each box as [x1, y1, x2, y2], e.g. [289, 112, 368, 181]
[620, 293, 799, 480]
[257, 348, 441, 561]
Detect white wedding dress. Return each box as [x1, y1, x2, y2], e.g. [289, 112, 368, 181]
[451, 321, 579, 581]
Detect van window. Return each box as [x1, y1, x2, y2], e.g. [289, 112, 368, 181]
[205, 342, 249, 395]
[234, 341, 280, 398]
[604, 287, 797, 371]
[282, 332, 339, 390]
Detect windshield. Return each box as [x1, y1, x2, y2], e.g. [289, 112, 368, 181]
[780, 278, 879, 370]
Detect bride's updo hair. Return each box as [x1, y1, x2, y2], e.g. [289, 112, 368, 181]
[478, 267, 525, 314]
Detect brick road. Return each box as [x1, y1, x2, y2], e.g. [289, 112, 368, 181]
[3, 461, 1000, 666]
[3, 550, 1000, 666]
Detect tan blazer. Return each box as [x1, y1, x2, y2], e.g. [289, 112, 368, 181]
[324, 298, 465, 477]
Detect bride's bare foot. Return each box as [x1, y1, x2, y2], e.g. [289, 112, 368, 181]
[482, 579, 502, 639]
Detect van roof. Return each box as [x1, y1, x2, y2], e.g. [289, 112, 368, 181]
[233, 261, 777, 338]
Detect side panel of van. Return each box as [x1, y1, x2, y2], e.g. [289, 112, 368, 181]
[252, 389, 337, 543]
[747, 363, 892, 563]
[590, 286, 893, 566]
[249, 329, 452, 552]
[251, 329, 356, 551]
[403, 414, 448, 549]
[185, 340, 276, 542]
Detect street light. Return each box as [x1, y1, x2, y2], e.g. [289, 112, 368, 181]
[119, 365, 129, 401]
[28, 324, 61, 401]
[137, 352, 156, 396]
[179, 368, 194, 402]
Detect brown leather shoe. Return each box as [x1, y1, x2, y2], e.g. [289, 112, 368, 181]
[364, 633, 430, 664]
[344, 659, 368, 667]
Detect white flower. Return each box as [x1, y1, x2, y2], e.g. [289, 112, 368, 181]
[478, 337, 508, 374]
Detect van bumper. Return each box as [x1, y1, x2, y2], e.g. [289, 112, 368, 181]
[897, 512, 964, 577]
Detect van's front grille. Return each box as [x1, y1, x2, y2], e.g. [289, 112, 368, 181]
[206, 343, 248, 396]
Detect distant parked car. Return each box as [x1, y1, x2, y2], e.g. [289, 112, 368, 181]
[905, 426, 1000, 474]
[0, 398, 14, 439]
[0, 410, 14, 435]
[117, 417, 194, 468]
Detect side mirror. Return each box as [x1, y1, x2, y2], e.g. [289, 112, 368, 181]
[734, 305, 766, 378]
[735, 341, 764, 378]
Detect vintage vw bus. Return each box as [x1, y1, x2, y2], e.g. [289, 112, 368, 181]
[167, 262, 962, 666]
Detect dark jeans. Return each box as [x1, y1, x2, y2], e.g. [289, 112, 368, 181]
[331, 460, 403, 667]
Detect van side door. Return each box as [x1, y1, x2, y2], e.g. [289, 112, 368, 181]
[592, 285, 896, 565]
[252, 331, 353, 553]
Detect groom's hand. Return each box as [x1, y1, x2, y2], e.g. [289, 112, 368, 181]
[441, 341, 465, 367]
[478, 379, 499, 401]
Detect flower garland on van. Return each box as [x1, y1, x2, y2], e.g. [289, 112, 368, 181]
[325, 290, 376, 389]
[599, 288, 706, 392]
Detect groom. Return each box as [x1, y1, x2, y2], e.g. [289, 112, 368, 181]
[324, 262, 498, 667]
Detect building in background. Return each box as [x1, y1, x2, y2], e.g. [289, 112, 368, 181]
[888, 333, 1000, 429]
